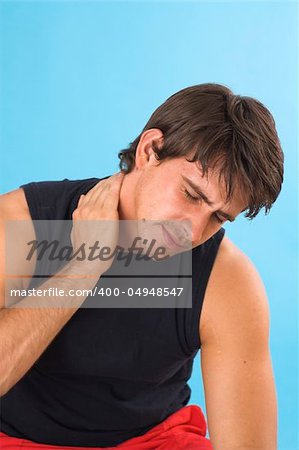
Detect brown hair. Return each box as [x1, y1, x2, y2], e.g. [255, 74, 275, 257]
[118, 83, 284, 219]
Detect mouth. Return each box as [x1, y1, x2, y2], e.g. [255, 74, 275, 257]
[161, 225, 187, 250]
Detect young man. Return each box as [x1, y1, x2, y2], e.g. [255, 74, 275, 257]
[0, 83, 283, 449]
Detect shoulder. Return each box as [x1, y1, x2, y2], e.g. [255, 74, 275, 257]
[0, 187, 31, 220]
[0, 188, 35, 307]
[199, 234, 270, 349]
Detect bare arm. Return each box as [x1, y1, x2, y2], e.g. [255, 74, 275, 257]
[0, 261, 105, 397]
[0, 172, 125, 397]
[199, 239, 277, 450]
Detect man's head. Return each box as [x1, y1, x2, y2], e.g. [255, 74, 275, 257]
[117, 83, 284, 249]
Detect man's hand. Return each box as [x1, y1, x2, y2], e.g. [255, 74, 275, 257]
[71, 172, 125, 274]
[0, 175, 126, 396]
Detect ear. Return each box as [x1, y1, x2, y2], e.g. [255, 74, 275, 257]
[134, 128, 164, 170]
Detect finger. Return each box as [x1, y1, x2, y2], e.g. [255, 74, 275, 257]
[89, 172, 125, 205]
[85, 173, 123, 203]
[101, 172, 125, 209]
[78, 194, 85, 207]
[82, 179, 109, 204]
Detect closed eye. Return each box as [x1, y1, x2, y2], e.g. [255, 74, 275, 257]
[183, 189, 226, 224]
[183, 189, 199, 203]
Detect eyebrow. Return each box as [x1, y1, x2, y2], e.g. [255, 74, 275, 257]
[181, 175, 236, 222]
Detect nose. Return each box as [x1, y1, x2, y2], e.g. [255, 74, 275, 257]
[178, 218, 205, 247]
[183, 214, 210, 246]
[191, 221, 204, 246]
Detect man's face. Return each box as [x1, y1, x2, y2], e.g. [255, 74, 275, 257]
[130, 155, 247, 252]
[118, 129, 248, 256]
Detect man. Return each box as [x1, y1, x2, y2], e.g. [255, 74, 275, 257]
[0, 83, 283, 449]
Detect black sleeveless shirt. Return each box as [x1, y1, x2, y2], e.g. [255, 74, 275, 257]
[0, 176, 225, 447]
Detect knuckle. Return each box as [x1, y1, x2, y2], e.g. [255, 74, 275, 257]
[80, 205, 91, 216]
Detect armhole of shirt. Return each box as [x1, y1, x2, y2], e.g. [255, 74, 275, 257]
[187, 227, 226, 353]
[19, 182, 41, 221]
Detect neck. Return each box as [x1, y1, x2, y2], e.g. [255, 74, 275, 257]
[117, 170, 139, 250]
[118, 170, 137, 220]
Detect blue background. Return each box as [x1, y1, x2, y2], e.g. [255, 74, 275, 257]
[0, 1, 297, 448]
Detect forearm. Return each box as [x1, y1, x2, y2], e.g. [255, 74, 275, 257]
[0, 261, 102, 396]
[207, 361, 278, 450]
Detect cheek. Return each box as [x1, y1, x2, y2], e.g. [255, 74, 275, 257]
[134, 177, 159, 216]
[135, 173, 183, 219]
[137, 189, 176, 219]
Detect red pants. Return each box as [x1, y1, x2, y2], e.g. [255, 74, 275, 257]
[0, 405, 213, 449]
